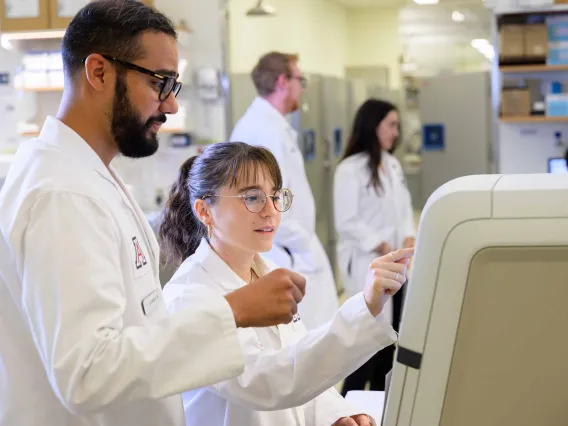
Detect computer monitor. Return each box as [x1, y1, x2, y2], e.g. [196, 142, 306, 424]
[548, 157, 568, 173]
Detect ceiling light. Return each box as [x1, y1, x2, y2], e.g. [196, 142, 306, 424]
[413, 0, 439, 5]
[246, 0, 276, 16]
[471, 38, 490, 49]
[0, 29, 65, 41]
[471, 39, 495, 60]
[452, 11, 465, 22]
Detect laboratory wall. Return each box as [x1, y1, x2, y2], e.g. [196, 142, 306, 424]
[228, 0, 349, 78]
[155, 0, 228, 143]
[346, 7, 402, 89]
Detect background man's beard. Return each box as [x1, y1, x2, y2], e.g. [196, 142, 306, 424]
[288, 98, 300, 114]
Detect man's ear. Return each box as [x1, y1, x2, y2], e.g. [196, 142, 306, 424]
[84, 53, 112, 92]
[274, 73, 288, 92]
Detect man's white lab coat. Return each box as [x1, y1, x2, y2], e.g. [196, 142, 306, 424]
[230, 97, 339, 330]
[0, 117, 245, 426]
[162, 239, 397, 426]
[333, 151, 415, 322]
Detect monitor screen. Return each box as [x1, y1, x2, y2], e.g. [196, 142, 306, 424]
[548, 157, 568, 174]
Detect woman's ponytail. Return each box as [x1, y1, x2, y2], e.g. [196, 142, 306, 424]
[158, 156, 206, 266]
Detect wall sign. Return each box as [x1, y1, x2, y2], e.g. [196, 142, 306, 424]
[423, 123, 445, 151]
[333, 127, 343, 157]
[302, 129, 316, 162]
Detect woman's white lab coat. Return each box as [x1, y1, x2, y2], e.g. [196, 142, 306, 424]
[230, 97, 339, 330]
[162, 239, 398, 426]
[333, 152, 415, 323]
[0, 117, 245, 426]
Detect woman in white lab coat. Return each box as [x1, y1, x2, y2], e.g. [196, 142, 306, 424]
[159, 142, 413, 426]
[334, 99, 416, 396]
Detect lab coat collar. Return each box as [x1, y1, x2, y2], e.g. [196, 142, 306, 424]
[38, 116, 117, 187]
[38, 116, 160, 273]
[251, 97, 298, 138]
[193, 239, 284, 338]
[193, 238, 271, 292]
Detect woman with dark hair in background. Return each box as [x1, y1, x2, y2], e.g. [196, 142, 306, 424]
[159, 141, 414, 426]
[334, 99, 416, 396]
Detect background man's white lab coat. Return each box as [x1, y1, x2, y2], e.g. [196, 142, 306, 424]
[230, 97, 339, 330]
[0, 117, 245, 426]
[333, 151, 415, 323]
[163, 238, 397, 426]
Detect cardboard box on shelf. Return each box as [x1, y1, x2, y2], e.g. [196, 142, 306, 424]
[500, 25, 525, 61]
[525, 24, 548, 59]
[49, 0, 155, 30]
[0, 0, 50, 32]
[501, 88, 531, 116]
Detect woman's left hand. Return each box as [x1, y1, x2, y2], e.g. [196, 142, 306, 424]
[331, 414, 373, 426]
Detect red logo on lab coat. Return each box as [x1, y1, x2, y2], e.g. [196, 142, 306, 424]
[133, 237, 148, 270]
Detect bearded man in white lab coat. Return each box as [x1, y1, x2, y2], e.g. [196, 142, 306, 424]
[230, 52, 339, 330]
[0, 3, 308, 426]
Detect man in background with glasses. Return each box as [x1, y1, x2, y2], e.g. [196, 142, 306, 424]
[230, 52, 340, 331]
[0, 2, 308, 426]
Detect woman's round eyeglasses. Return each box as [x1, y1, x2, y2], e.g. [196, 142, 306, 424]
[203, 188, 293, 213]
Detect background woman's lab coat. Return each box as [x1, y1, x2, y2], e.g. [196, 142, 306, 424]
[230, 97, 339, 330]
[162, 239, 398, 426]
[333, 151, 415, 324]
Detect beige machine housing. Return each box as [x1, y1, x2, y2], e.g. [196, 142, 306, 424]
[383, 173, 568, 426]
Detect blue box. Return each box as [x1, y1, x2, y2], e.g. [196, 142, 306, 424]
[546, 94, 568, 117]
[547, 41, 568, 65]
[547, 16, 568, 42]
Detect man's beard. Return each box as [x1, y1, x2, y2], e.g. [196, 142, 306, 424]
[288, 97, 300, 113]
[111, 74, 166, 158]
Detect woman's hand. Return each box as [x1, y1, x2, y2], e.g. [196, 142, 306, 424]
[331, 414, 373, 426]
[375, 241, 393, 256]
[403, 237, 416, 249]
[363, 248, 414, 317]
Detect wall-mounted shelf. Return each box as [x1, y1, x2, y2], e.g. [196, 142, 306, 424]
[19, 127, 185, 138]
[17, 86, 63, 92]
[499, 64, 568, 73]
[500, 115, 568, 123]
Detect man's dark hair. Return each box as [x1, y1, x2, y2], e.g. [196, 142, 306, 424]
[62, 0, 177, 78]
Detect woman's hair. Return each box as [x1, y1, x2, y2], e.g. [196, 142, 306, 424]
[158, 142, 283, 266]
[342, 98, 399, 193]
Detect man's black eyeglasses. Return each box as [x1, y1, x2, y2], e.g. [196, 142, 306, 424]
[99, 54, 182, 101]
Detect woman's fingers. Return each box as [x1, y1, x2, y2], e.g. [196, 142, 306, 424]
[370, 260, 407, 278]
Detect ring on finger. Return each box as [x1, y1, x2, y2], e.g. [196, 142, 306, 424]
[389, 251, 395, 262]
[395, 272, 400, 281]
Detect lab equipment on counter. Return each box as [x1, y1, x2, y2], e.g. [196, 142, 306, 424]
[384, 173, 568, 426]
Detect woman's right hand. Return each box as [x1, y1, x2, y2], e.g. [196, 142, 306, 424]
[375, 241, 393, 256]
[363, 248, 414, 317]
